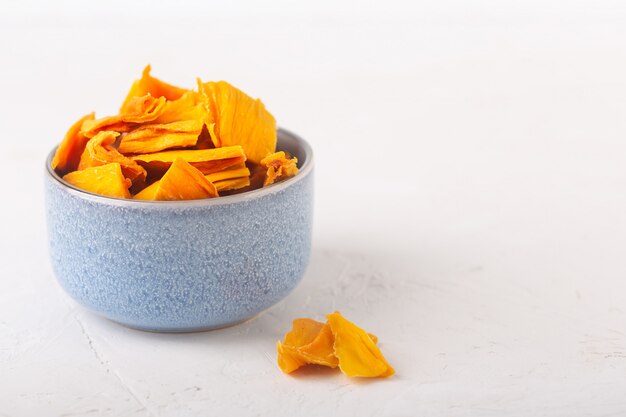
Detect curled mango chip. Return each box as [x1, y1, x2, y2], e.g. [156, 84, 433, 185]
[118, 119, 204, 154]
[276, 318, 325, 373]
[205, 165, 251, 192]
[131, 146, 246, 175]
[134, 158, 218, 201]
[63, 163, 131, 198]
[296, 323, 339, 368]
[121, 65, 187, 113]
[205, 165, 250, 183]
[153, 91, 209, 125]
[78, 131, 147, 182]
[52, 66, 296, 200]
[277, 312, 393, 378]
[199, 80, 276, 164]
[326, 312, 394, 378]
[260, 151, 299, 186]
[51, 113, 95, 175]
[81, 94, 167, 138]
[213, 177, 251, 192]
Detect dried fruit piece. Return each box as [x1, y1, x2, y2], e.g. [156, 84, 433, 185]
[153, 91, 209, 125]
[277, 318, 326, 374]
[326, 312, 394, 378]
[205, 165, 250, 183]
[213, 177, 251, 192]
[131, 146, 246, 175]
[199, 81, 276, 164]
[276, 313, 389, 378]
[284, 318, 325, 347]
[121, 65, 187, 113]
[134, 158, 218, 201]
[63, 163, 131, 198]
[204, 165, 250, 192]
[260, 151, 299, 186]
[297, 323, 339, 368]
[51, 113, 95, 175]
[78, 131, 147, 182]
[276, 342, 307, 374]
[118, 119, 203, 154]
[81, 94, 167, 138]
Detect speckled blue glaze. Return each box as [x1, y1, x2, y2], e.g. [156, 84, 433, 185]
[45, 129, 313, 332]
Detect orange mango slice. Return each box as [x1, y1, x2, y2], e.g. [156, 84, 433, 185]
[63, 163, 131, 198]
[277, 312, 391, 378]
[51, 113, 95, 175]
[120, 65, 187, 113]
[326, 312, 394, 378]
[260, 151, 299, 186]
[205, 165, 251, 192]
[213, 177, 250, 192]
[78, 131, 147, 182]
[118, 119, 203, 154]
[199, 80, 276, 164]
[276, 318, 325, 373]
[131, 146, 246, 175]
[296, 323, 339, 368]
[81, 94, 167, 138]
[153, 91, 209, 125]
[134, 158, 218, 201]
[205, 166, 250, 183]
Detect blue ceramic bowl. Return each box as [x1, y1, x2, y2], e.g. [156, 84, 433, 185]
[45, 129, 313, 332]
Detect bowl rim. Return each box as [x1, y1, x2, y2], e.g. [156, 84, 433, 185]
[45, 127, 314, 208]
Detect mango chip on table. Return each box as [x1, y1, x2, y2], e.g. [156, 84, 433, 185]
[277, 312, 394, 378]
[51, 66, 298, 200]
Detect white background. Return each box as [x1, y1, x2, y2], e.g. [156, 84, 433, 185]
[2, 0, 626, 415]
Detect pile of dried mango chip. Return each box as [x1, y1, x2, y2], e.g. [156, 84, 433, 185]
[52, 66, 298, 200]
[277, 311, 395, 378]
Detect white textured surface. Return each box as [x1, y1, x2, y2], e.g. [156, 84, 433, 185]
[2, 1, 626, 415]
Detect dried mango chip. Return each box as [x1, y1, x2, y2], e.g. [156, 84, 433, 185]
[326, 312, 394, 378]
[134, 158, 218, 201]
[277, 312, 393, 378]
[51, 67, 296, 200]
[78, 131, 147, 182]
[284, 318, 325, 347]
[205, 165, 250, 183]
[153, 91, 209, 125]
[205, 165, 251, 192]
[81, 94, 167, 138]
[276, 342, 307, 374]
[63, 163, 131, 198]
[118, 119, 203, 154]
[121, 65, 187, 113]
[296, 323, 339, 368]
[51, 113, 95, 175]
[131, 146, 246, 175]
[260, 151, 299, 186]
[213, 177, 250, 192]
[199, 80, 276, 164]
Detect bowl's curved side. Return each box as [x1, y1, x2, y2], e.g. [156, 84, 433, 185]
[45, 131, 314, 331]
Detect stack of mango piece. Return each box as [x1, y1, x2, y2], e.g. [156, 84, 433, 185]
[277, 311, 395, 378]
[52, 66, 298, 200]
